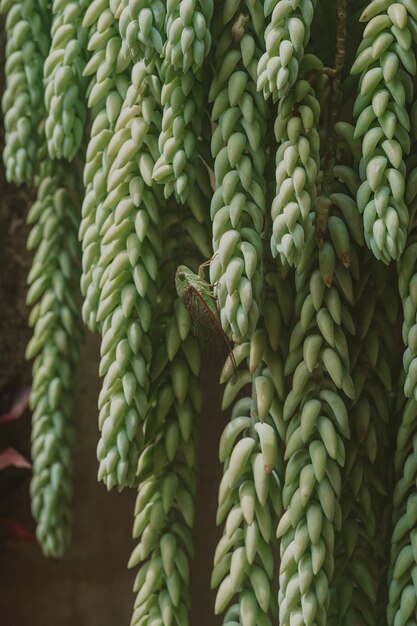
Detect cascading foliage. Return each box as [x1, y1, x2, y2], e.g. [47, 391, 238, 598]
[27, 160, 83, 558]
[1, 0, 50, 184]
[5, 0, 417, 624]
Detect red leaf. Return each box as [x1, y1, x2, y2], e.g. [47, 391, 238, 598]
[0, 387, 30, 424]
[0, 517, 36, 542]
[0, 448, 31, 470]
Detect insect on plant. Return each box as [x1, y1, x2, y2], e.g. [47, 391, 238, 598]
[175, 262, 238, 383]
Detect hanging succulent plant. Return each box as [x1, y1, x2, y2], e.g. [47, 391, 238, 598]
[2, 1, 417, 624]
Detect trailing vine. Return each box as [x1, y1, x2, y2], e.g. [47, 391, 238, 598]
[2, 1, 417, 624]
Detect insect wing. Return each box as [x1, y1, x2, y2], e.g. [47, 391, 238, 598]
[182, 284, 237, 381]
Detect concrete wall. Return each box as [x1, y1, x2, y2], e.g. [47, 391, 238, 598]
[0, 332, 226, 626]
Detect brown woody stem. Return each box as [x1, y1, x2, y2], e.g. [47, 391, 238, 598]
[322, 0, 348, 196]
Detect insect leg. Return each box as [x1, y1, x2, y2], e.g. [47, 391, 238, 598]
[198, 252, 219, 280]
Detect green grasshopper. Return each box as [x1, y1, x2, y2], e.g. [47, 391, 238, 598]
[175, 262, 237, 381]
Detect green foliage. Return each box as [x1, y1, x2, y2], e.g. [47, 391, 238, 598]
[3, 0, 417, 624]
[27, 160, 82, 557]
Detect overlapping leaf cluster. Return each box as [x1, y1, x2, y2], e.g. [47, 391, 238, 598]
[3, 0, 417, 625]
